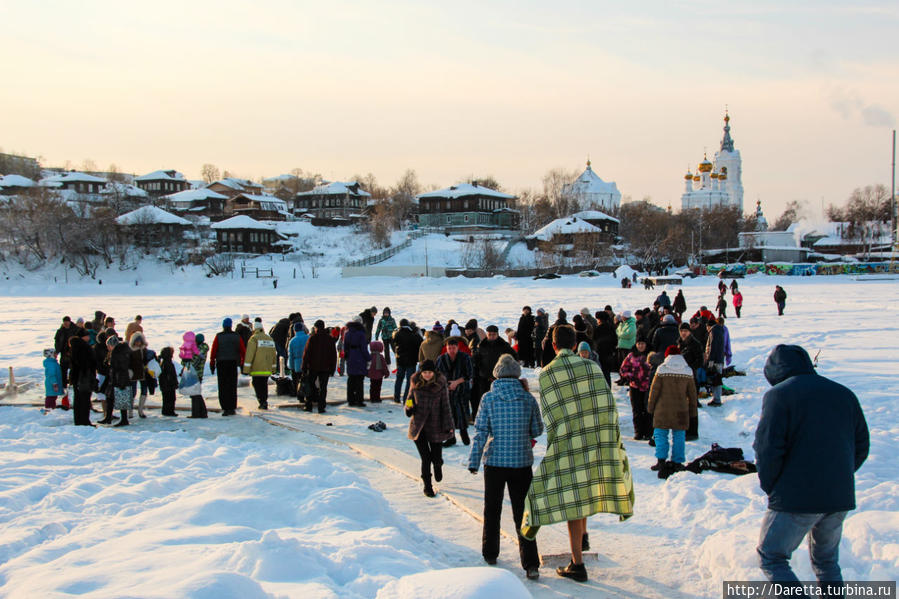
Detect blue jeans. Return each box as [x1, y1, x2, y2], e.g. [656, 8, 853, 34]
[757, 509, 848, 584]
[394, 365, 417, 402]
[654, 428, 685, 463]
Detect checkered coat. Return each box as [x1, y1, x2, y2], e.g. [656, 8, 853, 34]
[521, 350, 634, 540]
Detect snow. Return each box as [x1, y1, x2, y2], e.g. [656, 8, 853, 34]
[417, 183, 515, 200]
[115, 205, 192, 226]
[572, 209, 619, 223]
[296, 181, 372, 198]
[234, 193, 289, 212]
[527, 216, 602, 241]
[134, 170, 187, 182]
[39, 172, 107, 185]
[0, 174, 35, 188]
[103, 181, 149, 198]
[211, 215, 274, 230]
[165, 188, 229, 202]
[0, 274, 896, 597]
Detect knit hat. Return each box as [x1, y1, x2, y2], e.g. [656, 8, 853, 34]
[420, 359, 437, 373]
[253, 321, 263, 330]
[492, 354, 521, 379]
[536, 308, 546, 315]
[400, 318, 409, 327]
[663, 314, 677, 324]
[622, 310, 632, 319]
[241, 314, 249, 320]
[432, 321, 444, 333]
[577, 341, 591, 353]
[353, 315, 363, 324]
[635, 332, 648, 344]
[679, 322, 691, 331]
[664, 345, 681, 357]
[465, 319, 478, 331]
[43, 348, 55, 358]
[293, 322, 304, 333]
[195, 333, 205, 345]
[485, 325, 499, 333]
[558, 308, 567, 320]
[581, 307, 591, 316]
[222, 317, 233, 328]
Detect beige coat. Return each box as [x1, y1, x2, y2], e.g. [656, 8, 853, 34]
[418, 330, 444, 364]
[647, 354, 698, 430]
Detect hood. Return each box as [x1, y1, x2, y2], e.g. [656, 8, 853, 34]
[129, 332, 146, 349]
[424, 330, 443, 342]
[182, 331, 195, 343]
[369, 341, 383, 352]
[764, 345, 815, 386]
[346, 321, 364, 331]
[656, 354, 692, 376]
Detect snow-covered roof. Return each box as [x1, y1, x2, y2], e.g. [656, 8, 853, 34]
[165, 188, 228, 202]
[103, 182, 149, 198]
[417, 183, 515, 200]
[571, 209, 619, 224]
[210, 177, 259, 191]
[563, 164, 621, 198]
[116, 206, 191, 226]
[234, 193, 288, 212]
[526, 216, 602, 241]
[40, 172, 107, 186]
[134, 170, 186, 182]
[263, 174, 299, 183]
[295, 181, 371, 197]
[211, 215, 274, 230]
[0, 174, 35, 188]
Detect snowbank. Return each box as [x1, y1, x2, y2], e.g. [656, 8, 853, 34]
[376, 567, 530, 599]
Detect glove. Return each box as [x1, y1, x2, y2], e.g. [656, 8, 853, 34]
[468, 468, 477, 475]
[404, 407, 415, 417]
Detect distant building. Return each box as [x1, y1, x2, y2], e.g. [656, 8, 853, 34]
[116, 206, 192, 246]
[416, 182, 519, 231]
[165, 188, 229, 220]
[0, 152, 40, 178]
[134, 170, 189, 199]
[206, 177, 263, 198]
[526, 215, 608, 256]
[294, 181, 371, 225]
[681, 112, 744, 212]
[0, 174, 36, 195]
[40, 172, 107, 195]
[211, 215, 287, 253]
[229, 193, 290, 221]
[562, 160, 622, 213]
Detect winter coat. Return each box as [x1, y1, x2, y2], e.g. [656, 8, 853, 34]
[593, 319, 618, 372]
[406, 372, 454, 443]
[269, 318, 291, 353]
[54, 325, 76, 359]
[109, 343, 132, 389]
[128, 334, 147, 382]
[343, 321, 371, 376]
[472, 337, 517, 383]
[647, 354, 698, 430]
[242, 330, 278, 376]
[393, 326, 422, 368]
[367, 341, 390, 380]
[774, 287, 787, 304]
[469, 378, 543, 470]
[44, 356, 63, 396]
[436, 351, 472, 402]
[704, 324, 725, 364]
[678, 334, 704, 373]
[650, 322, 680, 354]
[615, 317, 637, 350]
[722, 325, 733, 366]
[733, 292, 743, 308]
[288, 330, 309, 373]
[533, 313, 549, 347]
[210, 329, 245, 367]
[673, 292, 687, 314]
[183, 342, 208, 382]
[375, 316, 398, 343]
[655, 292, 672, 309]
[516, 313, 535, 346]
[619, 351, 651, 392]
[302, 329, 337, 374]
[158, 357, 179, 394]
[124, 321, 143, 342]
[359, 310, 375, 341]
[179, 332, 200, 361]
[235, 321, 252, 346]
[753, 345, 869, 513]
[417, 330, 444, 364]
[440, 335, 472, 356]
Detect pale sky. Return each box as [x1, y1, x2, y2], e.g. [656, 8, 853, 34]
[2, 1, 897, 218]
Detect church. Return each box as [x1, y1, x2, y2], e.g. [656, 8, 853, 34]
[680, 112, 744, 212]
[562, 160, 622, 213]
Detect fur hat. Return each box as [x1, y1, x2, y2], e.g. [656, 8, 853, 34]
[492, 354, 521, 379]
[420, 359, 437, 373]
[465, 319, 478, 331]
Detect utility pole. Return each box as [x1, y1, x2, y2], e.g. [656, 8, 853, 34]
[892, 129, 896, 251]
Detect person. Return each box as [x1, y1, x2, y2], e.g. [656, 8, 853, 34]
[522, 325, 634, 583]
[359, 306, 377, 342]
[576, 341, 600, 365]
[335, 323, 346, 376]
[516, 306, 536, 368]
[730, 279, 739, 295]
[68, 329, 96, 426]
[158, 346, 179, 416]
[405, 359, 454, 498]
[418, 326, 444, 365]
[650, 314, 680, 354]
[367, 341, 390, 403]
[108, 336, 133, 427]
[128, 332, 149, 419]
[678, 322, 704, 441]
[592, 311, 617, 386]
[301, 320, 337, 413]
[774, 285, 787, 316]
[753, 345, 869, 588]
[716, 294, 728, 319]
[124, 315, 143, 342]
[287, 323, 309, 396]
[235, 314, 253, 346]
[210, 318, 246, 416]
[619, 335, 653, 441]
[614, 310, 636, 369]
[436, 339, 473, 446]
[54, 316, 76, 394]
[655, 290, 672, 310]
[343, 316, 370, 407]
[468, 354, 543, 580]
[268, 317, 291, 369]
[732, 290, 743, 318]
[180, 331, 208, 418]
[242, 321, 277, 410]
[580, 307, 598, 338]
[42, 348, 64, 411]
[673, 289, 687, 318]
[704, 319, 725, 406]
[392, 319, 422, 404]
[471, 325, 517, 418]
[532, 309, 549, 367]
[374, 307, 398, 365]
[647, 346, 698, 479]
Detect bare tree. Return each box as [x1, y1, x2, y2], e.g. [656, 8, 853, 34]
[81, 159, 97, 174]
[772, 200, 806, 231]
[107, 164, 127, 184]
[832, 184, 891, 258]
[201, 164, 220, 184]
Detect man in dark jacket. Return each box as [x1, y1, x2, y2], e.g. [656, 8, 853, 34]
[210, 318, 246, 416]
[343, 317, 370, 406]
[269, 317, 291, 365]
[753, 345, 868, 587]
[516, 306, 536, 368]
[703, 319, 725, 406]
[235, 314, 253, 346]
[471, 325, 517, 418]
[774, 286, 787, 316]
[392, 319, 421, 404]
[532, 309, 549, 367]
[68, 330, 96, 426]
[301, 320, 337, 413]
[359, 306, 377, 341]
[54, 316, 77, 392]
[655, 291, 671, 310]
[650, 314, 680, 354]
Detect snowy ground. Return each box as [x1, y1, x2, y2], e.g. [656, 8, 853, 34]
[0, 274, 897, 597]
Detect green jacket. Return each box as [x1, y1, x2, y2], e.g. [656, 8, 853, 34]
[522, 350, 634, 540]
[616, 317, 637, 350]
[375, 316, 398, 343]
[243, 331, 278, 376]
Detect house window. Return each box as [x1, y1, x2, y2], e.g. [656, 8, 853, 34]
[464, 215, 469, 222]
[446, 216, 451, 224]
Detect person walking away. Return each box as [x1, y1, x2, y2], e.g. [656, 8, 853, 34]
[704, 319, 726, 406]
[300, 320, 337, 413]
[678, 323, 704, 440]
[516, 306, 536, 368]
[43, 349, 63, 410]
[650, 314, 680, 355]
[774, 285, 787, 316]
[468, 354, 543, 580]
[128, 333, 149, 419]
[647, 346, 698, 479]
[367, 341, 390, 403]
[268, 317, 291, 371]
[157, 346, 179, 416]
[235, 315, 253, 346]
[619, 335, 653, 440]
[68, 329, 96, 426]
[125, 315, 143, 343]
[180, 331, 208, 418]
[592, 311, 618, 386]
[210, 318, 246, 416]
[436, 339, 473, 446]
[108, 336, 133, 427]
[288, 323, 309, 397]
[532, 309, 549, 367]
[732, 290, 743, 318]
[716, 294, 728, 319]
[344, 316, 370, 407]
[405, 360, 454, 498]
[418, 326, 444, 365]
[243, 321, 277, 410]
[753, 345, 868, 590]
[392, 319, 421, 404]
[673, 289, 687, 318]
[471, 325, 517, 419]
[375, 307, 398, 365]
[521, 325, 634, 583]
[359, 306, 377, 342]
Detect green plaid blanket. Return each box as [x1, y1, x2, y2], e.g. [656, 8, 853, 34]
[522, 350, 634, 540]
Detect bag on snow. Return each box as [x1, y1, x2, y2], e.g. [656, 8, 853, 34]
[275, 376, 295, 397]
[296, 374, 313, 401]
[686, 443, 757, 475]
[178, 366, 202, 397]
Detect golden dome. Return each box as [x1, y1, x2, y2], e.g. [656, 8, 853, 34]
[718, 171, 727, 180]
[693, 175, 700, 182]
[684, 171, 693, 180]
[697, 153, 713, 173]
[710, 172, 719, 179]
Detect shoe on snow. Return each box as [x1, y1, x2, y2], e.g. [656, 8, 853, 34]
[556, 561, 587, 582]
[526, 567, 540, 580]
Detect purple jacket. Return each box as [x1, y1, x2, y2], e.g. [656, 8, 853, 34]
[343, 321, 371, 376]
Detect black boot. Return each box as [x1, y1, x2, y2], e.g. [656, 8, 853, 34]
[434, 460, 443, 483]
[114, 410, 129, 427]
[442, 436, 457, 448]
[460, 428, 470, 445]
[650, 458, 666, 471]
[658, 461, 673, 479]
[422, 475, 435, 497]
[556, 560, 587, 582]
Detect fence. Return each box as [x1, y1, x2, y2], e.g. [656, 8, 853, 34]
[692, 261, 899, 276]
[342, 230, 428, 268]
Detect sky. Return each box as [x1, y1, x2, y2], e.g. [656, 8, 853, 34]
[2, 0, 897, 218]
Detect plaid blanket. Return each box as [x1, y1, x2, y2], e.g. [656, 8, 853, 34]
[521, 350, 634, 540]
